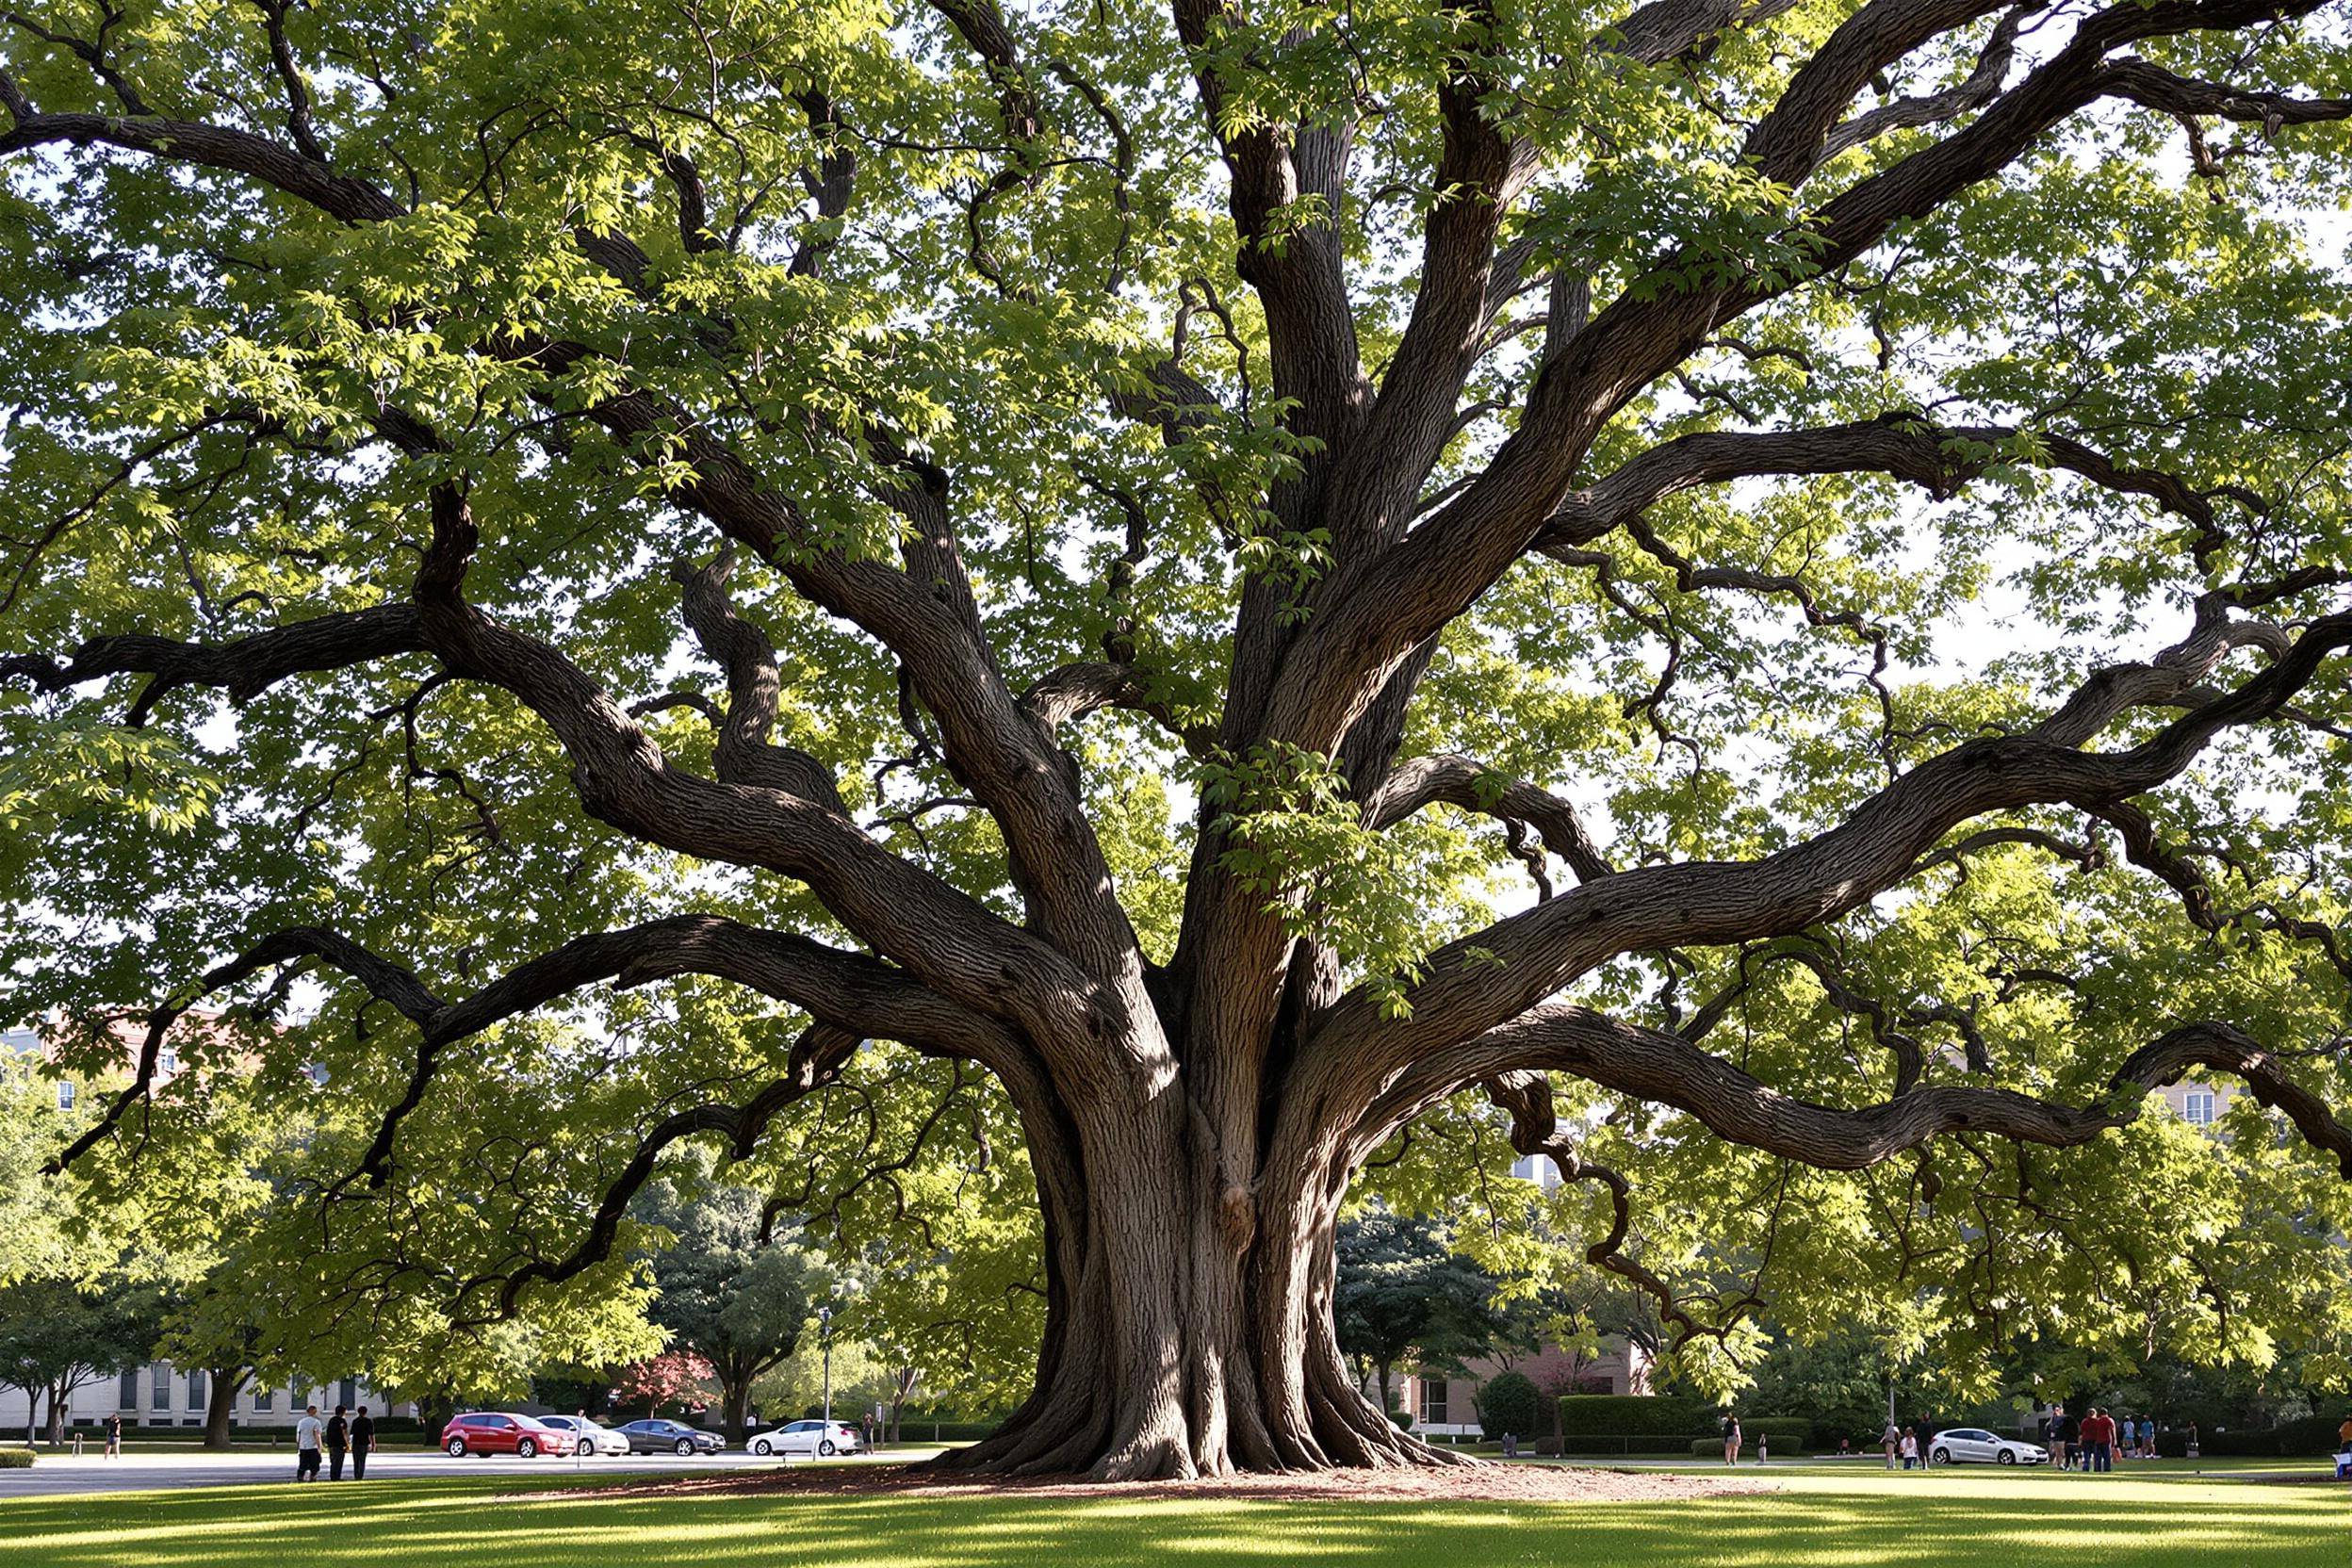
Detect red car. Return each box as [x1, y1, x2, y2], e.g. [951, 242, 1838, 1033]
[441, 1412, 578, 1459]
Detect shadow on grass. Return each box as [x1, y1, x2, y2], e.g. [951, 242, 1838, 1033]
[0, 1473, 2336, 1567]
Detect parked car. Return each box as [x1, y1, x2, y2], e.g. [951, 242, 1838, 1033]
[615, 1418, 726, 1455]
[747, 1419, 865, 1458]
[1929, 1429, 2048, 1466]
[536, 1415, 632, 1456]
[441, 1413, 579, 1459]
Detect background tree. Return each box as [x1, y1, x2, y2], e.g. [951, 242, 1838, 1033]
[1334, 1209, 1502, 1418]
[636, 1178, 824, 1441]
[0, 1270, 162, 1445]
[6, 0, 2352, 1480]
[613, 1348, 719, 1421]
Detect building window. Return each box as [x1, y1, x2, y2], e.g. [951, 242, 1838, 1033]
[120, 1368, 139, 1409]
[339, 1378, 358, 1409]
[2185, 1091, 2216, 1125]
[188, 1369, 208, 1411]
[252, 1383, 272, 1413]
[56, 1080, 75, 1112]
[158, 1047, 179, 1074]
[1420, 1376, 1449, 1426]
[151, 1364, 172, 1411]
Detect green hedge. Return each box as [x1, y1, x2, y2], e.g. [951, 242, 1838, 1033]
[892, 1420, 1000, 1443]
[1478, 1372, 1542, 1441]
[0, 1450, 32, 1469]
[2173, 1417, 2339, 1458]
[1557, 1395, 1717, 1437]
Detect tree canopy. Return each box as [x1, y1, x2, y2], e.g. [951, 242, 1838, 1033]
[3, 0, 2352, 1479]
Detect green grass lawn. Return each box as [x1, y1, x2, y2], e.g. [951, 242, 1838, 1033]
[1, 1467, 2339, 1566]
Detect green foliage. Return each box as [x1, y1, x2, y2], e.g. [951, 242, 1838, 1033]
[1474, 1371, 1539, 1440]
[1334, 1208, 1502, 1403]
[1556, 1394, 1718, 1437]
[0, 0, 2349, 1459]
[0, 1448, 31, 1466]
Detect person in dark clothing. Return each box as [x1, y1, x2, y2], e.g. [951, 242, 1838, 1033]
[351, 1407, 375, 1478]
[101, 1412, 122, 1459]
[326, 1405, 350, 1481]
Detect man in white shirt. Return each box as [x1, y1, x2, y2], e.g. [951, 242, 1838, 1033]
[295, 1405, 324, 1481]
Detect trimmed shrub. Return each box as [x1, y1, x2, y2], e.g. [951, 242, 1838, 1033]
[1557, 1395, 1716, 1437]
[1390, 1410, 1413, 1431]
[1478, 1373, 1542, 1441]
[0, 1450, 31, 1469]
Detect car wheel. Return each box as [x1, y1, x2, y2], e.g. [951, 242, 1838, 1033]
[445, 1437, 467, 1458]
[673, 1438, 694, 1456]
[819, 1439, 836, 1457]
[516, 1437, 538, 1459]
[1997, 1449, 2017, 1465]
[751, 1438, 772, 1457]
[1930, 1446, 1951, 1465]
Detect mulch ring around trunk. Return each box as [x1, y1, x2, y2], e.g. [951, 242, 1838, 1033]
[504, 1461, 1776, 1505]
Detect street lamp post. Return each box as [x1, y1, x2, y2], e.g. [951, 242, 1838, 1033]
[818, 1305, 834, 1427]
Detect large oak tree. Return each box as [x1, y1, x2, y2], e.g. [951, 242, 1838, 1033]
[4, 0, 2352, 1479]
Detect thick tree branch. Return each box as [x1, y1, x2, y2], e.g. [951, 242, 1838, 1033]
[1373, 1005, 2352, 1177]
[0, 603, 427, 724]
[1363, 754, 1614, 889]
[1306, 602, 2352, 1079]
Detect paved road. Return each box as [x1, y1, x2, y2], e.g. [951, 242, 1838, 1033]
[0, 1445, 924, 1499]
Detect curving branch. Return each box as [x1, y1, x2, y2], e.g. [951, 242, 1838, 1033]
[1363, 753, 1614, 890]
[1, 603, 427, 724]
[1380, 1004, 2352, 1177]
[671, 547, 844, 809]
[1305, 599, 2352, 1081]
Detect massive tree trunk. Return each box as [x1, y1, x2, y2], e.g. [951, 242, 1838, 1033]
[939, 1091, 1455, 1479]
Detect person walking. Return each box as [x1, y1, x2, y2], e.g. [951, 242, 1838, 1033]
[1756, 1431, 1770, 1464]
[350, 1406, 375, 1479]
[2057, 1406, 2081, 1470]
[1900, 1428, 1920, 1471]
[1722, 1412, 1742, 1466]
[326, 1405, 350, 1480]
[1882, 1421, 1901, 1469]
[101, 1411, 122, 1460]
[2044, 1406, 2067, 1472]
[295, 1404, 324, 1481]
[2138, 1415, 2154, 1460]
[2084, 1408, 2114, 1472]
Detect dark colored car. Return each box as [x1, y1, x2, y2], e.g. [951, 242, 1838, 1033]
[615, 1418, 725, 1455]
[441, 1412, 578, 1459]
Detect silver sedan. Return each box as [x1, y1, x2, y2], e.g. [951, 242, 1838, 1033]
[535, 1415, 632, 1456]
[1929, 1428, 2048, 1465]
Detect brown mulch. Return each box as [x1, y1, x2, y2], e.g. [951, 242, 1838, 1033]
[505, 1460, 1772, 1506]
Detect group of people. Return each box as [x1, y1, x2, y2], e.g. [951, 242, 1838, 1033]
[292, 1403, 376, 1481]
[2043, 1406, 2168, 1470]
[1880, 1423, 1924, 1469]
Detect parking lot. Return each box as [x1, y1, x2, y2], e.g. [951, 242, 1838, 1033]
[0, 1444, 922, 1497]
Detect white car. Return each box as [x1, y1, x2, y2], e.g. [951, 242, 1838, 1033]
[1929, 1428, 2048, 1466]
[747, 1419, 865, 1458]
[535, 1415, 632, 1456]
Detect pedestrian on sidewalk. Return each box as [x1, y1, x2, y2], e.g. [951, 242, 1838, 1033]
[351, 1406, 375, 1479]
[294, 1405, 324, 1481]
[326, 1405, 350, 1480]
[101, 1412, 121, 1460]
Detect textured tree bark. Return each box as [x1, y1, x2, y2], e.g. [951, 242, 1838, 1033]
[203, 1366, 249, 1450]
